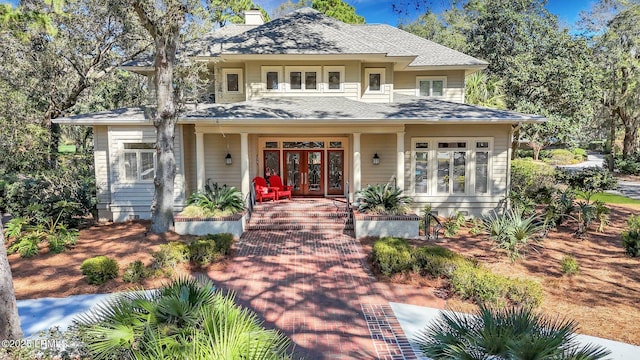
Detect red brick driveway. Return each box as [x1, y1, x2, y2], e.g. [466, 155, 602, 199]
[207, 228, 444, 359]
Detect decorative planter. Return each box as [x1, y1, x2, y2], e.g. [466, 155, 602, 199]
[353, 212, 420, 239]
[174, 212, 246, 238]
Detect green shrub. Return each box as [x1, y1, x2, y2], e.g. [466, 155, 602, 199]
[450, 262, 543, 307]
[556, 167, 617, 203]
[572, 148, 588, 161]
[614, 151, 640, 175]
[188, 238, 220, 266]
[622, 214, 640, 257]
[543, 149, 576, 165]
[202, 233, 234, 255]
[413, 245, 472, 278]
[372, 237, 414, 276]
[80, 256, 119, 285]
[506, 278, 543, 307]
[510, 159, 556, 198]
[356, 183, 412, 215]
[442, 211, 465, 238]
[123, 260, 149, 283]
[561, 256, 580, 276]
[3, 168, 95, 228]
[7, 234, 40, 258]
[152, 241, 189, 268]
[47, 226, 78, 254]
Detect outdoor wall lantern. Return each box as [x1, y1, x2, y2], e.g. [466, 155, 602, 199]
[373, 153, 380, 165]
[225, 152, 232, 165]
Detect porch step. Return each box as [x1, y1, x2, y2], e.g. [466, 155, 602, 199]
[246, 198, 353, 232]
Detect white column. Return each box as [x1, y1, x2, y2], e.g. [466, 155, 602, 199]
[196, 132, 205, 191]
[353, 132, 361, 195]
[396, 131, 405, 191]
[240, 133, 250, 196]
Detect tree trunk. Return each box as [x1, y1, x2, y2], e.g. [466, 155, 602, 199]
[0, 218, 22, 341]
[511, 127, 520, 160]
[149, 35, 178, 234]
[622, 122, 639, 159]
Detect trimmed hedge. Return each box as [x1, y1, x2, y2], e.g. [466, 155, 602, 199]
[371, 238, 544, 307]
[372, 237, 413, 276]
[80, 256, 119, 285]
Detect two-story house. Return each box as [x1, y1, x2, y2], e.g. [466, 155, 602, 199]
[55, 8, 543, 222]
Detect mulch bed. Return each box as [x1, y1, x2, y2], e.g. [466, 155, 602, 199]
[360, 204, 640, 346]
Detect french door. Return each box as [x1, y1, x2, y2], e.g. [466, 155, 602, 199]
[284, 150, 324, 196]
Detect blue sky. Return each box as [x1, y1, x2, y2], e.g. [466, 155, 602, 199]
[1, 0, 592, 28]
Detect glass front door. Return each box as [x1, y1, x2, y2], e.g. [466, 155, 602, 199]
[284, 150, 324, 196]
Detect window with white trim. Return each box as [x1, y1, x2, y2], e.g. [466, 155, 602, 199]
[222, 68, 243, 94]
[364, 68, 385, 93]
[324, 66, 344, 92]
[416, 76, 446, 97]
[262, 66, 283, 91]
[412, 138, 492, 195]
[285, 66, 321, 92]
[122, 143, 156, 182]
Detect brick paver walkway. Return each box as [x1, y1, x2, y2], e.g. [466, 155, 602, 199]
[207, 200, 444, 359]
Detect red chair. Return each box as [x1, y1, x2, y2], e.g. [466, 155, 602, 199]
[253, 177, 276, 203]
[269, 175, 292, 200]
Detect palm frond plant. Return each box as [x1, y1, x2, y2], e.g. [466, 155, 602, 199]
[73, 277, 292, 360]
[356, 183, 412, 215]
[186, 180, 244, 217]
[482, 208, 544, 261]
[414, 306, 610, 360]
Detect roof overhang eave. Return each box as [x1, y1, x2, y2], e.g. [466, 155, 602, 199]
[405, 64, 488, 73]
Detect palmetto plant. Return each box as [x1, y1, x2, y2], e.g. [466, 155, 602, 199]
[74, 277, 291, 359]
[483, 208, 545, 261]
[414, 306, 610, 360]
[356, 183, 412, 215]
[187, 180, 244, 215]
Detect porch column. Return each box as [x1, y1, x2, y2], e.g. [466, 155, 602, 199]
[353, 132, 361, 195]
[396, 131, 405, 191]
[196, 132, 205, 191]
[240, 132, 250, 196]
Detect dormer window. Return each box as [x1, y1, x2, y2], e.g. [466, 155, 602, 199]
[222, 68, 243, 94]
[286, 66, 321, 92]
[324, 66, 344, 92]
[365, 68, 385, 93]
[416, 76, 446, 97]
[262, 66, 283, 91]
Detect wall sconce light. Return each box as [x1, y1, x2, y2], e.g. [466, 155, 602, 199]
[372, 153, 380, 165]
[225, 152, 232, 165]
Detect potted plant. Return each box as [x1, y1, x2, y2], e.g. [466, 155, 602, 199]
[174, 180, 246, 237]
[353, 183, 420, 238]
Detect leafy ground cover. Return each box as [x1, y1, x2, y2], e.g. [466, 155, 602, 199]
[361, 203, 640, 346]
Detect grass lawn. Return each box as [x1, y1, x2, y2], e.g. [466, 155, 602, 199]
[591, 192, 640, 205]
[58, 144, 76, 153]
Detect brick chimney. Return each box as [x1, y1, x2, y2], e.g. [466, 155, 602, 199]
[243, 9, 264, 25]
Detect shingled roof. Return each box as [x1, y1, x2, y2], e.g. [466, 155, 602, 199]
[54, 95, 543, 125]
[126, 8, 487, 68]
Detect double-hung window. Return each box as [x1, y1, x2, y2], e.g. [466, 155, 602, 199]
[122, 143, 156, 182]
[222, 68, 243, 94]
[365, 68, 385, 93]
[412, 138, 492, 195]
[416, 76, 446, 97]
[285, 66, 321, 92]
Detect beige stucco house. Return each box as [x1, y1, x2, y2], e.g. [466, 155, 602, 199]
[54, 8, 543, 222]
